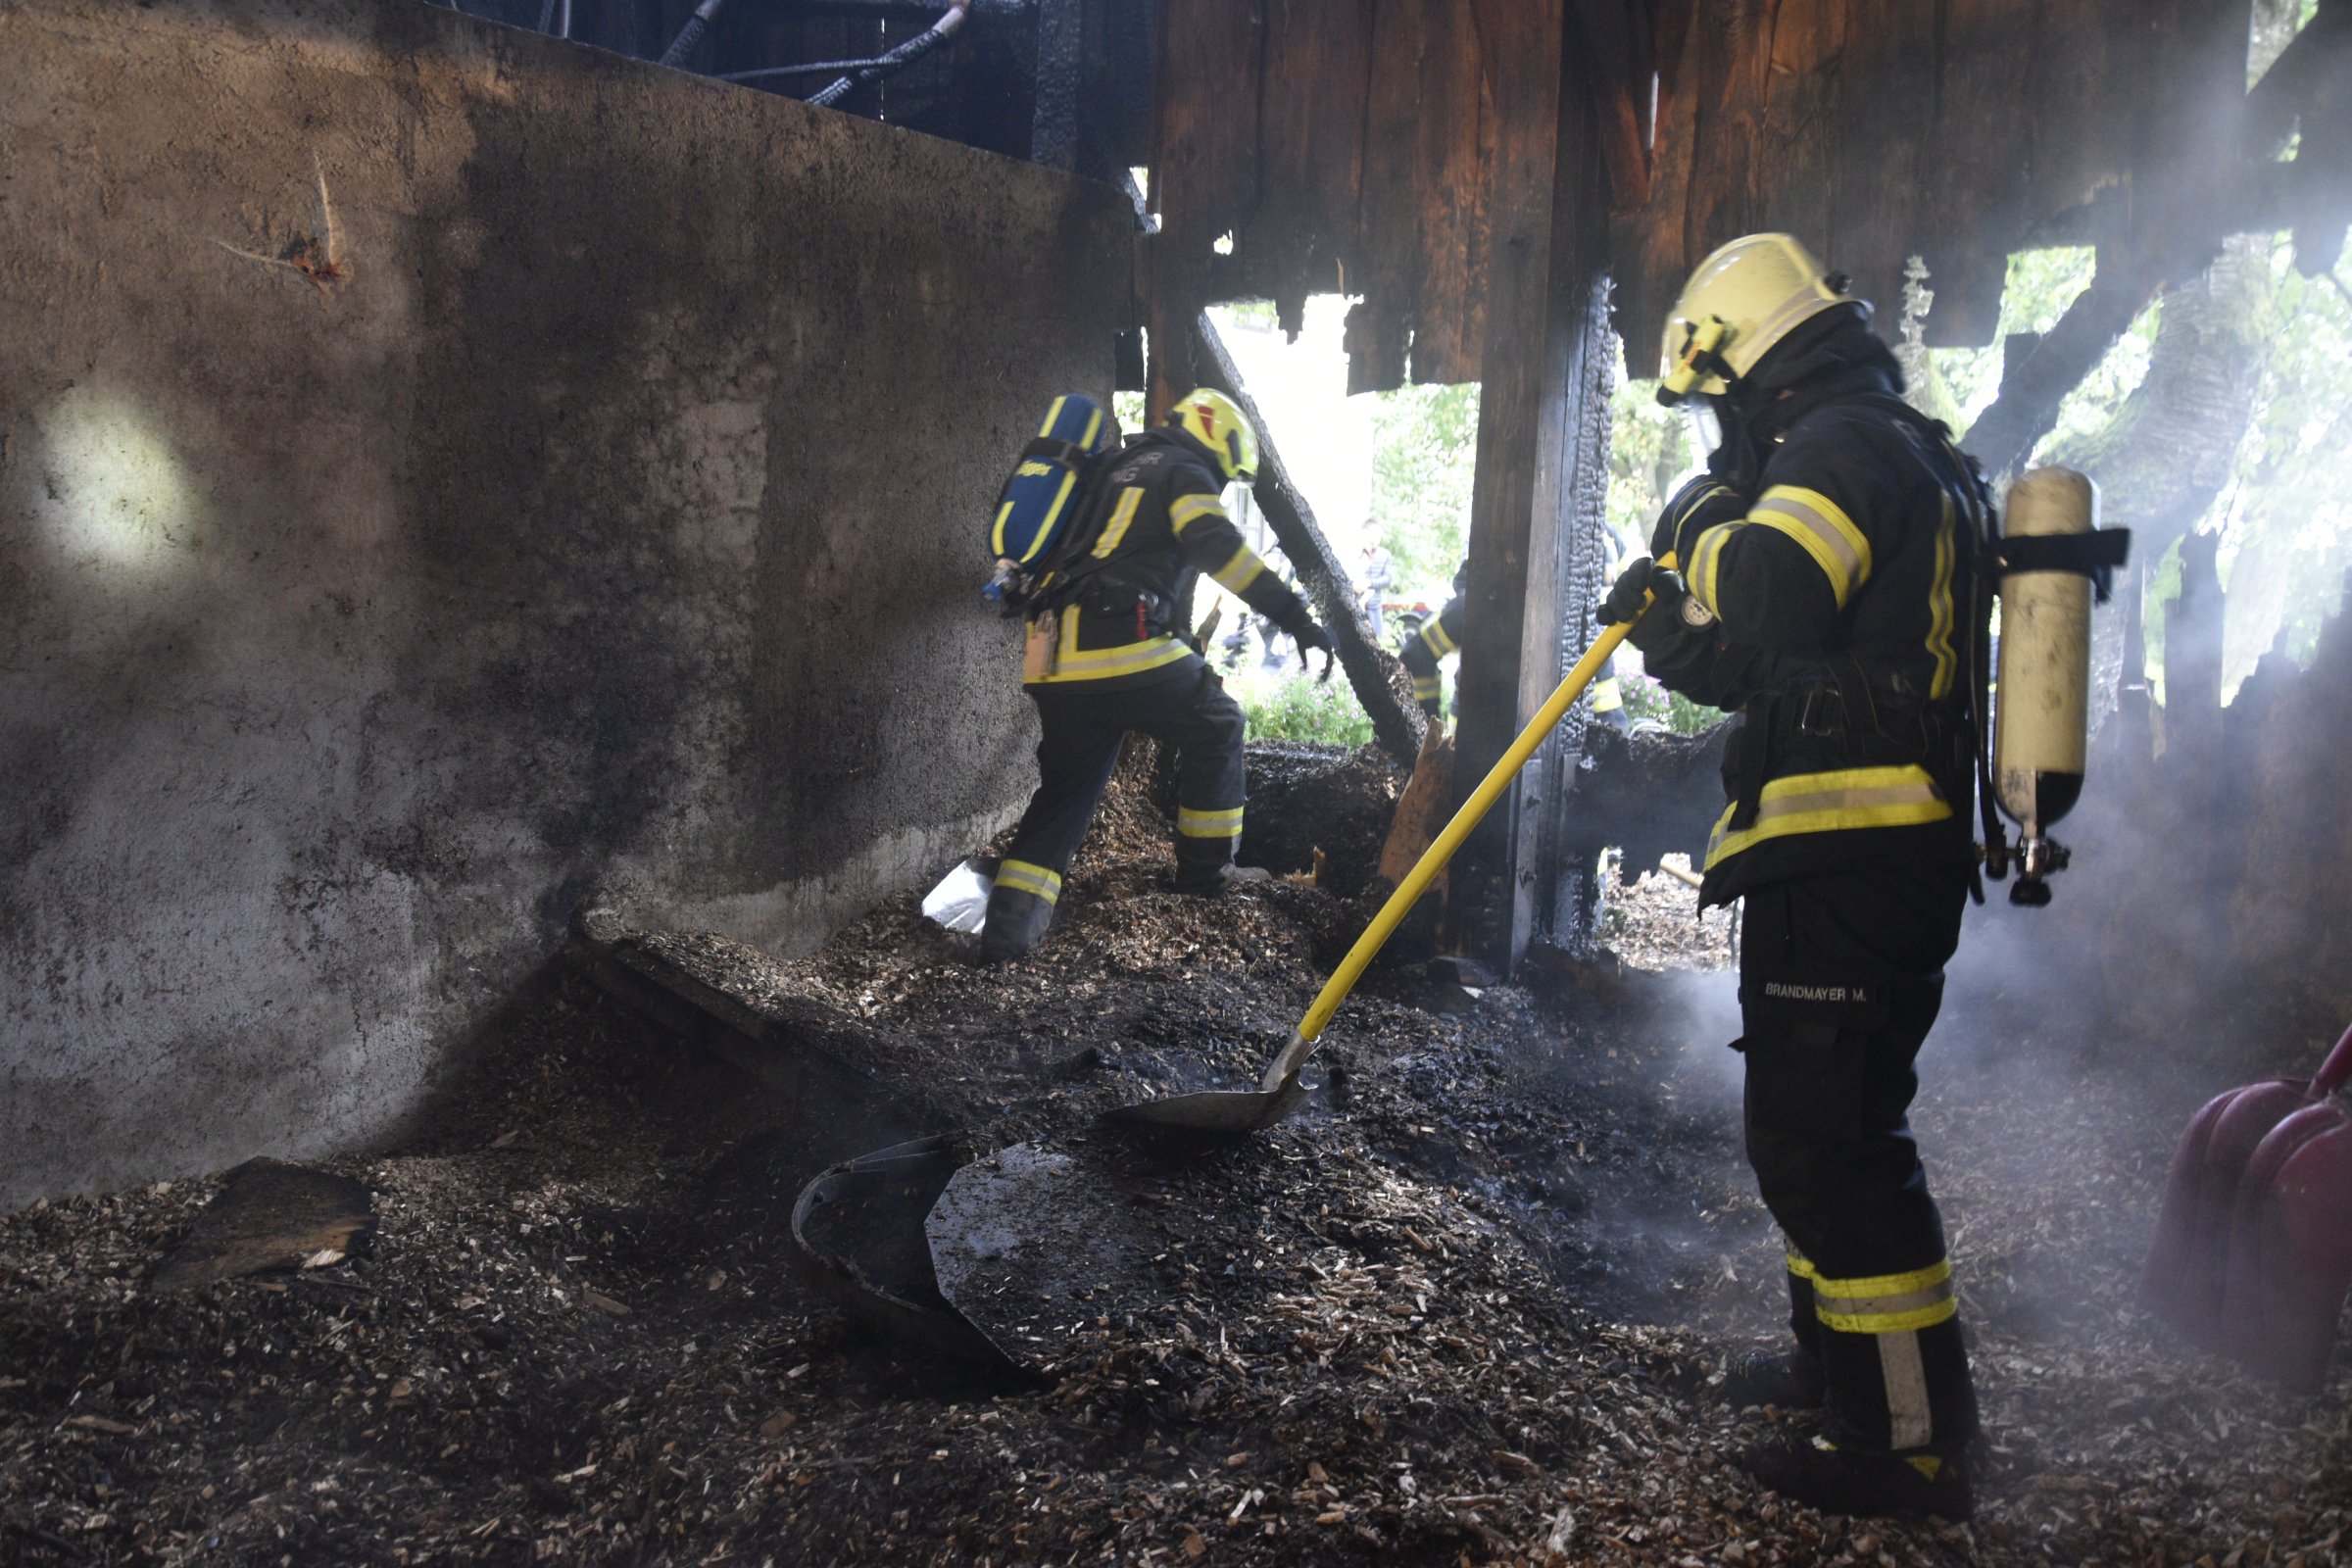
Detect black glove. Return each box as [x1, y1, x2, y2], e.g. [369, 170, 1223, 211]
[1596, 557, 1682, 627]
[1290, 618, 1337, 682]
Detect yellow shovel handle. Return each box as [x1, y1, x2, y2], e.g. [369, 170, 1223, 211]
[1295, 553, 1676, 1044]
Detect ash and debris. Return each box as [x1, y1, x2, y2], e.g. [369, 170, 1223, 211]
[3, 742, 2348, 1566]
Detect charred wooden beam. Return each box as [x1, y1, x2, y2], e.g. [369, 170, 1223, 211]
[1193, 312, 1427, 768]
[1029, 0, 1080, 171]
[1447, 0, 1617, 971]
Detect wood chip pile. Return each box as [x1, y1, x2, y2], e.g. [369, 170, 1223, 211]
[1, 743, 2346, 1565]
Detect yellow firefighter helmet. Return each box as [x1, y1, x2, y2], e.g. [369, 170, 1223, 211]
[1658, 233, 1864, 402]
[1167, 388, 1259, 484]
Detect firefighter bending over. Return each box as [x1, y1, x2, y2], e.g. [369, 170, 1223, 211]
[1602, 233, 1984, 1519]
[1401, 562, 1625, 729]
[980, 389, 1334, 962]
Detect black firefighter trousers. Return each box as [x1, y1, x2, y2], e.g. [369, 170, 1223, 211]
[981, 660, 1247, 959]
[1737, 858, 1980, 1456]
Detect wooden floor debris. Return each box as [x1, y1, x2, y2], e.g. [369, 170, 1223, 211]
[150, 1157, 373, 1292]
[0, 741, 2346, 1565]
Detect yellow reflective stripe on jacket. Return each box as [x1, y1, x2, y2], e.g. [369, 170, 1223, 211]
[1411, 674, 1442, 701]
[1419, 617, 1458, 659]
[1168, 493, 1226, 536]
[1811, 1258, 1957, 1335]
[1091, 486, 1145, 558]
[1749, 485, 1872, 609]
[1786, 1250, 1819, 1281]
[1034, 396, 1104, 451]
[1925, 494, 1958, 699]
[1211, 545, 1264, 594]
[1176, 805, 1244, 839]
[1687, 518, 1741, 617]
[1703, 764, 1952, 869]
[995, 858, 1062, 905]
[1026, 612, 1192, 684]
[1006, 469, 1078, 564]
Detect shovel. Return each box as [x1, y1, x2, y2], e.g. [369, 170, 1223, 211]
[2146, 1023, 2352, 1389]
[1106, 559, 1672, 1134]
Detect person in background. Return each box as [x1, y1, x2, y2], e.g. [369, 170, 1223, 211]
[1360, 537, 1396, 640]
[1399, 562, 1467, 718]
[979, 389, 1335, 962]
[1399, 561, 1625, 727]
[1601, 232, 1984, 1520]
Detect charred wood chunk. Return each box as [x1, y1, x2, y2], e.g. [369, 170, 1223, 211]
[1566, 719, 1733, 878]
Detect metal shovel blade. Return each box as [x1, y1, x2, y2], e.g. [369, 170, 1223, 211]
[1098, 606, 1662, 1138]
[1102, 1032, 1313, 1134]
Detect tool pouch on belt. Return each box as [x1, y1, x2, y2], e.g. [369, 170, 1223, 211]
[1078, 578, 1174, 641]
[1022, 609, 1059, 679]
[1722, 653, 1963, 832]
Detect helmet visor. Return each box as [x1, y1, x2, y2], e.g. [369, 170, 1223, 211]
[1687, 398, 1725, 458]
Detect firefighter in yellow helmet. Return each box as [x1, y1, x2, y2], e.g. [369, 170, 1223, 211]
[980, 389, 1335, 960]
[1598, 234, 1988, 1519]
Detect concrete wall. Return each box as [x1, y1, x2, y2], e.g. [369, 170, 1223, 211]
[0, 0, 1130, 1206]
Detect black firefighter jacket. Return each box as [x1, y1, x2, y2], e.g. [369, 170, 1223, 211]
[1024, 430, 1311, 691]
[1636, 371, 1984, 907]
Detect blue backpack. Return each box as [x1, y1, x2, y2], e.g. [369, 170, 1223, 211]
[985, 395, 1115, 611]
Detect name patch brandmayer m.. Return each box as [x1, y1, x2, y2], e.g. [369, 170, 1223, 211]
[1762, 981, 1872, 1005]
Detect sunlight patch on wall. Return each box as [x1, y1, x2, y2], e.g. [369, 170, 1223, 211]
[32, 387, 197, 572]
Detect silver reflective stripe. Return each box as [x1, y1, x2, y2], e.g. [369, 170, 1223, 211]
[995, 859, 1062, 904]
[1816, 1278, 1952, 1318]
[1879, 1331, 1935, 1450]
[1751, 492, 1867, 604]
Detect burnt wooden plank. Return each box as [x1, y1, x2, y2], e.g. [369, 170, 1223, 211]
[1450, 0, 1607, 963]
[1357, 0, 1431, 377]
[1833, 0, 1937, 334]
[1408, 1, 1494, 383]
[1753, 0, 1843, 258]
[1246, 0, 1374, 312]
[1569, 0, 1654, 212]
[1148, 0, 1264, 415]
[1920, 0, 2034, 345]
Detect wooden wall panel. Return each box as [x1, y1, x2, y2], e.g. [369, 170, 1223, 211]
[1408, 6, 1495, 382]
[1252, 0, 1372, 322]
[1616, 0, 2254, 367]
[1150, 0, 2256, 391]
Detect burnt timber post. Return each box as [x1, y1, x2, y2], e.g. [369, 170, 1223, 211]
[1447, 0, 1614, 972]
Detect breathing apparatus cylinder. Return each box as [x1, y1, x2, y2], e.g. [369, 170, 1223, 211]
[1992, 467, 2098, 905]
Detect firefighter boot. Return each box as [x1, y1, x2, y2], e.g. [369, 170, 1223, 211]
[1737, 1432, 1973, 1522]
[1719, 1259, 1827, 1408]
[978, 873, 1057, 962]
[1719, 1348, 1826, 1410]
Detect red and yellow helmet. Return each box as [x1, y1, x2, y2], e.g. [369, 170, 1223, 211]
[1167, 388, 1259, 484]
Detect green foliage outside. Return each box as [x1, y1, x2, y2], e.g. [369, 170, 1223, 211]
[1367, 382, 1479, 599]
[1917, 219, 2350, 701]
[1615, 672, 1730, 736]
[2208, 241, 2352, 669]
[1229, 665, 1375, 748]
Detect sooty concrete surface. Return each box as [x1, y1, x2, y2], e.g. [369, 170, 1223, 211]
[0, 0, 1130, 1205]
